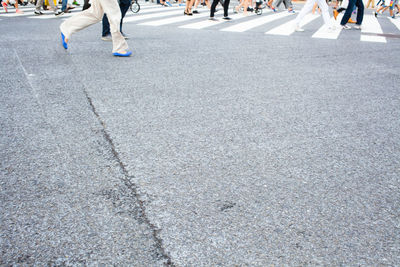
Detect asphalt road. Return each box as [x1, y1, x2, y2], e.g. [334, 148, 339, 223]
[1, 2, 400, 265]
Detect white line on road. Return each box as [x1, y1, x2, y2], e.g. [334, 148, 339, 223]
[220, 10, 292, 33]
[312, 17, 342, 39]
[124, 8, 184, 23]
[360, 15, 386, 43]
[138, 11, 209, 26]
[388, 16, 400, 31]
[179, 13, 244, 29]
[266, 13, 319, 35]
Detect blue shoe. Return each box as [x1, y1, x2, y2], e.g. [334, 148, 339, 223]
[61, 32, 68, 49]
[178, 3, 185, 6]
[166, 1, 172, 6]
[113, 51, 132, 57]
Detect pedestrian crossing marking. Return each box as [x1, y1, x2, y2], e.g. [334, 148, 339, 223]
[361, 15, 386, 42]
[179, 13, 244, 29]
[312, 18, 342, 39]
[1, 4, 399, 43]
[388, 16, 400, 31]
[266, 13, 319, 35]
[220, 10, 292, 32]
[139, 10, 210, 26]
[124, 8, 184, 22]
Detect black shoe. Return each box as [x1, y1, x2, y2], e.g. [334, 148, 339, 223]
[209, 17, 218, 20]
[192, 10, 199, 13]
[222, 16, 231, 20]
[34, 10, 43, 15]
[55, 11, 64, 16]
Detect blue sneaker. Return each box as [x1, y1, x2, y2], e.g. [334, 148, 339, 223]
[178, 3, 185, 6]
[113, 51, 132, 57]
[166, 1, 172, 6]
[61, 32, 68, 49]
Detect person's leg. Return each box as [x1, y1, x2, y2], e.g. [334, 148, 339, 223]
[317, 0, 331, 24]
[271, 0, 282, 9]
[312, 2, 318, 13]
[340, 0, 355, 25]
[354, 0, 363, 23]
[35, 0, 43, 11]
[102, 13, 110, 36]
[82, 0, 90, 9]
[99, 0, 129, 53]
[61, 0, 67, 11]
[60, 0, 103, 41]
[223, 0, 229, 16]
[210, 0, 218, 16]
[294, 0, 316, 25]
[119, 0, 130, 31]
[47, 0, 58, 12]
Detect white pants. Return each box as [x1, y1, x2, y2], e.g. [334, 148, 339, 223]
[60, 0, 129, 53]
[294, 0, 331, 26]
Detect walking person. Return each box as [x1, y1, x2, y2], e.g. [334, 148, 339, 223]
[294, 0, 332, 31]
[35, 0, 61, 15]
[340, 0, 363, 29]
[59, 0, 132, 57]
[101, 0, 130, 40]
[209, 0, 231, 20]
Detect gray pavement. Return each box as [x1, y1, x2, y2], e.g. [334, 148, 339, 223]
[1, 4, 400, 266]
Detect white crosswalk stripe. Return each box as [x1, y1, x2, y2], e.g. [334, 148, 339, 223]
[312, 18, 342, 39]
[266, 13, 319, 35]
[360, 15, 386, 43]
[180, 13, 244, 29]
[388, 16, 400, 31]
[124, 7, 184, 22]
[220, 10, 292, 32]
[2, 4, 399, 43]
[139, 10, 209, 26]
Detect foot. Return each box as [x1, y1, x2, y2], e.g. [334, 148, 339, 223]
[374, 11, 378, 17]
[101, 34, 112, 41]
[192, 9, 199, 13]
[113, 51, 132, 57]
[222, 16, 232, 20]
[61, 32, 68, 49]
[341, 24, 351, 29]
[72, 0, 80, 5]
[55, 11, 64, 16]
[209, 16, 218, 21]
[165, 1, 172, 6]
[333, 9, 338, 19]
[288, 9, 295, 13]
[353, 24, 361, 30]
[34, 10, 43, 15]
[2, 2, 8, 12]
[16, 8, 24, 13]
[348, 18, 356, 23]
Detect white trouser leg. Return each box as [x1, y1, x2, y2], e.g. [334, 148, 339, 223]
[294, 0, 316, 25]
[317, 0, 331, 25]
[99, 0, 129, 53]
[60, 0, 129, 53]
[60, 0, 103, 40]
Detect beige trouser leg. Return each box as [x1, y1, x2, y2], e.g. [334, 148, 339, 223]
[59, 0, 129, 53]
[36, 0, 57, 12]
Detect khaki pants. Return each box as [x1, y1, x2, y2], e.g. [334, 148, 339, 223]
[36, 0, 57, 12]
[60, 0, 129, 53]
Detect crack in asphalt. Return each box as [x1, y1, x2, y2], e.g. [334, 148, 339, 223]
[81, 85, 175, 267]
